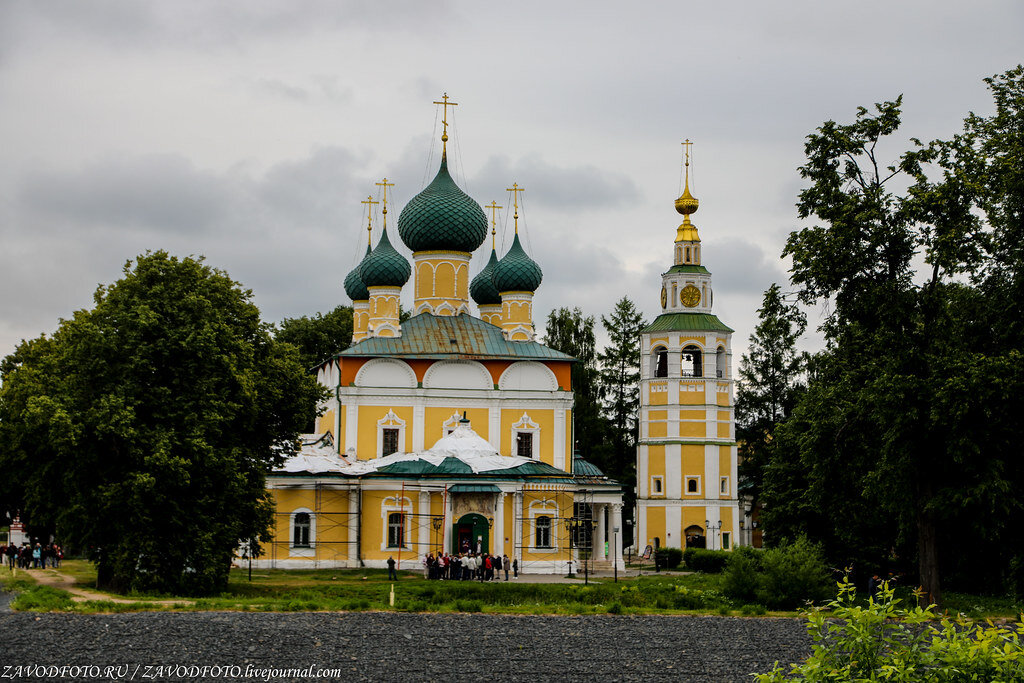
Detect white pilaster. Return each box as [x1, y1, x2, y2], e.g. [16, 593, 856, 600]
[611, 503, 625, 570]
[495, 493, 505, 557]
[412, 404, 425, 452]
[513, 491, 524, 562]
[554, 408, 566, 471]
[418, 490, 430, 558]
[348, 489, 359, 566]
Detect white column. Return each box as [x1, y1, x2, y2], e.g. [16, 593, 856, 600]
[348, 488, 359, 566]
[344, 399, 358, 457]
[494, 493, 505, 557]
[412, 404, 425, 452]
[554, 407, 566, 471]
[595, 505, 607, 559]
[442, 489, 453, 555]
[418, 490, 430, 560]
[513, 491, 524, 562]
[488, 407, 501, 451]
[612, 503, 625, 571]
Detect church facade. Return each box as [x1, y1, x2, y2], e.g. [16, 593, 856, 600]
[258, 103, 626, 573]
[635, 146, 740, 554]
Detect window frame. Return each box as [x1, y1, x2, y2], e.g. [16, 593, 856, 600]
[685, 476, 701, 495]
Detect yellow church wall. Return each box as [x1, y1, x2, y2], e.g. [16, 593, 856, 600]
[682, 446, 704, 490]
[424, 406, 490, 446]
[679, 421, 705, 438]
[682, 507, 707, 539]
[357, 406, 414, 459]
[315, 408, 335, 438]
[647, 409, 667, 438]
[648, 382, 668, 405]
[717, 419, 731, 438]
[519, 491, 570, 562]
[647, 445, 666, 481]
[360, 489, 419, 562]
[648, 336, 669, 349]
[646, 506, 666, 547]
[716, 391, 731, 406]
[268, 488, 353, 562]
[434, 261, 457, 298]
[679, 388, 704, 405]
[680, 409, 704, 421]
[500, 408, 554, 462]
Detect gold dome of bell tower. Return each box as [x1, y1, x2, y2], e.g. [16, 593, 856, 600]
[674, 139, 701, 245]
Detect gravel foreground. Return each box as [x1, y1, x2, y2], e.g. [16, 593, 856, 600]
[1, 609, 810, 682]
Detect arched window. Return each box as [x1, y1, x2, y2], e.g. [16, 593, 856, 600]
[652, 346, 668, 378]
[387, 512, 406, 549]
[535, 516, 552, 548]
[716, 346, 726, 378]
[293, 512, 311, 548]
[681, 345, 703, 377]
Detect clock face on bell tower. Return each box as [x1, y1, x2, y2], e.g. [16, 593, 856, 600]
[661, 286, 667, 308]
[681, 284, 700, 308]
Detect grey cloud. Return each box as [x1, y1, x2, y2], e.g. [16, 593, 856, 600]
[472, 154, 640, 211]
[701, 239, 787, 296]
[19, 155, 227, 235]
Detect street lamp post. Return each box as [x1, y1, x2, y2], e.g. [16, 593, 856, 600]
[613, 526, 619, 583]
[432, 516, 444, 555]
[705, 519, 722, 550]
[563, 517, 575, 578]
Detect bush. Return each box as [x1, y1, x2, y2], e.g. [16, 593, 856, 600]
[722, 537, 829, 610]
[754, 576, 1024, 681]
[683, 548, 729, 573]
[722, 545, 762, 603]
[655, 547, 683, 570]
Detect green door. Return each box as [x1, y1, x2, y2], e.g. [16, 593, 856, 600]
[453, 513, 489, 555]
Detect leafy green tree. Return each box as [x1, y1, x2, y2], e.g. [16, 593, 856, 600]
[598, 297, 646, 487]
[543, 307, 608, 468]
[275, 305, 353, 370]
[0, 252, 323, 594]
[765, 71, 1024, 606]
[735, 284, 807, 507]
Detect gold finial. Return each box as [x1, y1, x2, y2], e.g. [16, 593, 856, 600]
[485, 201, 502, 249]
[506, 183, 524, 234]
[375, 177, 394, 229]
[360, 195, 379, 245]
[675, 139, 699, 217]
[432, 93, 459, 154]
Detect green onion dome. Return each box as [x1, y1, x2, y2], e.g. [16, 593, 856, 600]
[398, 156, 487, 253]
[359, 228, 411, 288]
[492, 233, 543, 293]
[470, 248, 502, 306]
[343, 244, 372, 301]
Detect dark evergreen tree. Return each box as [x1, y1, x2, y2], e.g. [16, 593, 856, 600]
[597, 297, 646, 489]
[735, 284, 807, 508]
[0, 252, 323, 594]
[543, 307, 608, 469]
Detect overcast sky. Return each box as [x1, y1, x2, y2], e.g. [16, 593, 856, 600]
[1, 1, 1021, 365]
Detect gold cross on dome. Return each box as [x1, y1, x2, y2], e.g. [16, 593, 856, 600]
[682, 139, 693, 165]
[485, 201, 502, 248]
[375, 177, 395, 227]
[506, 183, 525, 233]
[360, 195, 379, 244]
[433, 93, 459, 139]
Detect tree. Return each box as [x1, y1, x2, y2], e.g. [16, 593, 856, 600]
[543, 307, 608, 468]
[735, 284, 807, 507]
[598, 297, 646, 486]
[764, 72, 1024, 605]
[0, 252, 323, 594]
[275, 305, 353, 370]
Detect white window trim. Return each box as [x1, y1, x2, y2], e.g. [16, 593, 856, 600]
[651, 476, 665, 497]
[377, 409, 407, 458]
[380, 496, 413, 552]
[443, 411, 463, 435]
[685, 475, 702, 496]
[722, 531, 731, 550]
[289, 508, 315, 557]
[528, 500, 559, 553]
[720, 476, 730, 496]
[511, 412, 541, 459]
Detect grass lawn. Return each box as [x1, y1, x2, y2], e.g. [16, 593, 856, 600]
[3, 561, 1021, 620]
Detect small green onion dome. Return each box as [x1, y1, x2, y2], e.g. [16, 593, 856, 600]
[343, 244, 372, 301]
[360, 228, 411, 288]
[398, 156, 487, 253]
[492, 233, 542, 293]
[470, 248, 502, 306]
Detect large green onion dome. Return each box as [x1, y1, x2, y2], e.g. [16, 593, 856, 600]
[492, 233, 543, 293]
[470, 248, 502, 306]
[343, 244, 372, 301]
[398, 156, 487, 253]
[360, 228, 411, 287]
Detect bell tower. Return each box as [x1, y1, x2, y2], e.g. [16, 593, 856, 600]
[635, 141, 739, 554]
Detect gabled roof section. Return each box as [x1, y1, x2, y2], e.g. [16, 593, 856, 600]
[338, 312, 574, 361]
[642, 312, 734, 334]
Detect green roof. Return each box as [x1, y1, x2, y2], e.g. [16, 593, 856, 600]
[365, 456, 570, 479]
[572, 456, 605, 477]
[344, 244, 372, 301]
[664, 264, 711, 275]
[448, 484, 502, 493]
[643, 312, 734, 334]
[470, 249, 501, 306]
[493, 233, 542, 293]
[398, 156, 487, 253]
[338, 312, 574, 362]
[360, 228, 411, 287]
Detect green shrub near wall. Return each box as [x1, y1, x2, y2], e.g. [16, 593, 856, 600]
[683, 548, 730, 573]
[722, 536, 830, 610]
[655, 547, 683, 569]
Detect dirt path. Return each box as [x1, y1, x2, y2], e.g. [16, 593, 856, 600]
[25, 568, 194, 606]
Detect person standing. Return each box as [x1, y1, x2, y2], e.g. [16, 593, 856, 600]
[512, 557, 519, 579]
[387, 555, 397, 581]
[503, 554, 510, 581]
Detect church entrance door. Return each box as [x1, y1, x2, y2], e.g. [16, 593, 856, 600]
[454, 513, 489, 555]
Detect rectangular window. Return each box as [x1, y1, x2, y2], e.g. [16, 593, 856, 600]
[382, 428, 400, 457]
[722, 532, 731, 550]
[686, 476, 701, 495]
[516, 432, 533, 458]
[535, 516, 552, 548]
[720, 477, 729, 495]
[651, 476, 664, 495]
[387, 512, 405, 548]
[293, 512, 311, 548]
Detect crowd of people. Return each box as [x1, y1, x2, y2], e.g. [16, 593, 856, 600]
[2, 542, 63, 570]
[422, 552, 518, 581]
